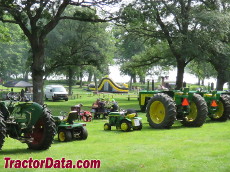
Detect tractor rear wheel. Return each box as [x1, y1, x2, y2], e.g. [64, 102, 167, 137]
[120, 121, 132, 132]
[146, 93, 176, 129]
[0, 113, 6, 150]
[79, 127, 88, 140]
[209, 94, 230, 122]
[133, 121, 142, 130]
[181, 94, 208, 127]
[27, 108, 56, 150]
[58, 129, 72, 142]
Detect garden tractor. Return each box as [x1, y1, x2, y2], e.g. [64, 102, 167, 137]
[0, 94, 56, 150]
[104, 109, 142, 132]
[139, 88, 208, 129]
[54, 111, 88, 142]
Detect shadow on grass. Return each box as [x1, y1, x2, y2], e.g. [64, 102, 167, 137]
[204, 119, 227, 124]
[1, 148, 45, 155]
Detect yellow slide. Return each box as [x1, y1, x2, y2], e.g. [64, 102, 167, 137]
[88, 77, 129, 93]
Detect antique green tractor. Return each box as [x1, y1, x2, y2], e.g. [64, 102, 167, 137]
[193, 90, 230, 121]
[0, 96, 56, 150]
[54, 111, 88, 142]
[104, 109, 142, 132]
[139, 88, 208, 129]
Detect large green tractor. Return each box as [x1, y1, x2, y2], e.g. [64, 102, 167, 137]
[0, 96, 56, 150]
[139, 88, 208, 129]
[194, 90, 230, 122]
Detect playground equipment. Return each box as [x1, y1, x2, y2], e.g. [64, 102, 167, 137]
[104, 109, 142, 132]
[88, 77, 128, 93]
[54, 111, 88, 142]
[0, 93, 56, 150]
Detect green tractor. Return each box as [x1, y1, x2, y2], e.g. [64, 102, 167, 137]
[0, 96, 56, 150]
[139, 88, 208, 129]
[104, 109, 142, 132]
[194, 90, 230, 122]
[54, 111, 88, 142]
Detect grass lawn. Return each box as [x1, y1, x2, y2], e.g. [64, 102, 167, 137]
[1, 87, 230, 171]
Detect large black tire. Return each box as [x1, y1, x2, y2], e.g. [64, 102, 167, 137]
[181, 94, 208, 127]
[79, 127, 88, 140]
[58, 129, 72, 142]
[146, 93, 176, 129]
[27, 108, 56, 150]
[0, 113, 6, 150]
[209, 94, 230, 122]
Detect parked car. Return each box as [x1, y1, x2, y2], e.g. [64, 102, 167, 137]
[44, 85, 68, 101]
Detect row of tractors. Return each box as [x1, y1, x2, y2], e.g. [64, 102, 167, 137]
[1, 85, 230, 151]
[139, 87, 230, 129]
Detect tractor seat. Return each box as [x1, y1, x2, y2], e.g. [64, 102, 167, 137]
[66, 111, 79, 124]
[126, 113, 136, 118]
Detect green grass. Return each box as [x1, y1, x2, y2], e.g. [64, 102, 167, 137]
[1, 88, 230, 171]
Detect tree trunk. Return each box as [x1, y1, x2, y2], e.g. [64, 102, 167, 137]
[24, 70, 29, 82]
[216, 74, 225, 91]
[68, 67, 73, 95]
[94, 74, 98, 93]
[198, 78, 200, 85]
[133, 74, 137, 83]
[79, 71, 83, 88]
[175, 60, 186, 90]
[88, 71, 93, 82]
[139, 75, 145, 84]
[129, 76, 133, 91]
[201, 80, 204, 86]
[31, 39, 45, 104]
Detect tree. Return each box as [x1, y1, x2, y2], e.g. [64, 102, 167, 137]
[0, 0, 120, 104]
[195, 1, 230, 90]
[0, 23, 29, 81]
[44, 16, 115, 93]
[118, 1, 221, 89]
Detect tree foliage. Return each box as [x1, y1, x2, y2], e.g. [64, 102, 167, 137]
[0, 0, 121, 104]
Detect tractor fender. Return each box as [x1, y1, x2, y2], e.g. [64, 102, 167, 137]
[16, 102, 47, 127]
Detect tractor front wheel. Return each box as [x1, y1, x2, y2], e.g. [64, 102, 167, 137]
[0, 113, 6, 150]
[146, 93, 176, 129]
[104, 123, 111, 130]
[209, 94, 230, 122]
[27, 108, 56, 150]
[181, 94, 208, 127]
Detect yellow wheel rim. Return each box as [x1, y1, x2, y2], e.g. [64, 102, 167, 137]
[213, 101, 224, 119]
[104, 124, 109, 130]
[121, 123, 128, 131]
[186, 102, 197, 122]
[149, 101, 165, 124]
[59, 131, 65, 142]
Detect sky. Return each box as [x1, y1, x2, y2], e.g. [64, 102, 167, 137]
[108, 65, 220, 88]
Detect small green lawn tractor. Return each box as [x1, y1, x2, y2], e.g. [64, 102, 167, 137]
[104, 109, 142, 132]
[139, 88, 208, 129]
[54, 111, 88, 142]
[194, 90, 230, 122]
[0, 94, 56, 150]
